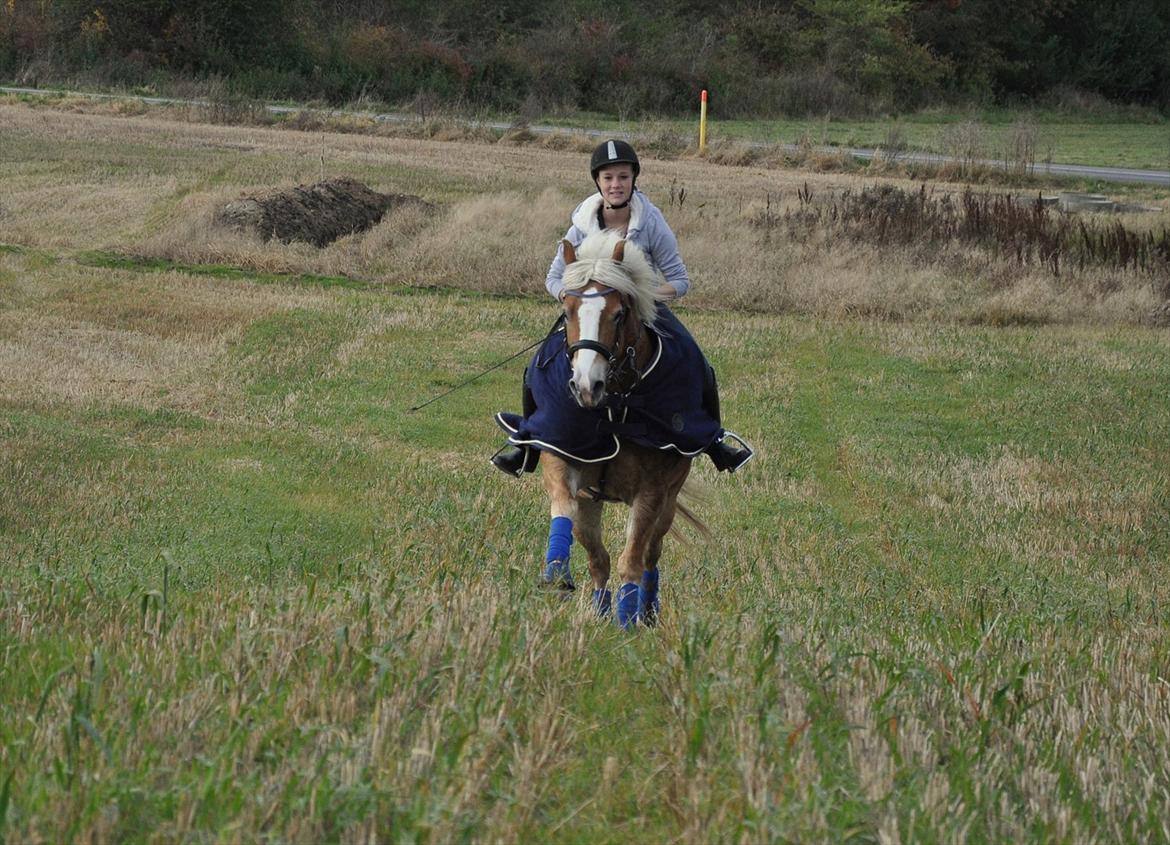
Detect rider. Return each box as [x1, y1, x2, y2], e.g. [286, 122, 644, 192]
[491, 138, 753, 476]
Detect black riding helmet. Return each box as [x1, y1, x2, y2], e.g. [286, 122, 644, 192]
[590, 139, 641, 180]
[590, 139, 640, 208]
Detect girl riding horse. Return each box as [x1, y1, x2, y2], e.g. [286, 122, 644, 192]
[491, 139, 753, 476]
[503, 230, 712, 627]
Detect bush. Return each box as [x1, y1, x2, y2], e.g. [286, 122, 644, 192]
[0, 3, 53, 77]
[2, 0, 1165, 117]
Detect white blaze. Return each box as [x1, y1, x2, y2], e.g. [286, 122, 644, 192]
[572, 295, 609, 405]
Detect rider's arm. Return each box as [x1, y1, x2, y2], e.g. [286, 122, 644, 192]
[646, 210, 690, 299]
[545, 225, 585, 300]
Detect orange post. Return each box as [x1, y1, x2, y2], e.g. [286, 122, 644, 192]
[699, 89, 708, 151]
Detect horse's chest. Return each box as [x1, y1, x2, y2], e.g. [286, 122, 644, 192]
[574, 452, 666, 505]
[560, 460, 622, 504]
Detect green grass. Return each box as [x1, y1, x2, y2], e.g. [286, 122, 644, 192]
[1, 100, 1167, 841]
[718, 116, 1169, 171]
[554, 108, 1170, 172]
[6, 87, 1169, 175]
[76, 249, 371, 290]
[2, 250, 1169, 841]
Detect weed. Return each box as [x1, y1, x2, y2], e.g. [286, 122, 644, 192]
[771, 182, 1170, 280]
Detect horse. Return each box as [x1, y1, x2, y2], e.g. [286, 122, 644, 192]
[532, 231, 708, 629]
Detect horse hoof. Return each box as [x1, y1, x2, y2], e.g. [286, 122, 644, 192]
[543, 558, 575, 594]
[638, 569, 660, 627]
[615, 583, 639, 630]
[640, 602, 659, 627]
[592, 588, 612, 617]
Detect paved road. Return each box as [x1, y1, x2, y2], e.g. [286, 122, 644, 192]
[4, 85, 1168, 187]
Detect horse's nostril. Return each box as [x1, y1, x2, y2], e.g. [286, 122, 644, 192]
[592, 380, 605, 397]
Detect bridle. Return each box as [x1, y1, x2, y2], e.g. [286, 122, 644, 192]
[561, 285, 644, 396]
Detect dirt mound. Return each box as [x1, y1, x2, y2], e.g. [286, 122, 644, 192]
[215, 178, 432, 247]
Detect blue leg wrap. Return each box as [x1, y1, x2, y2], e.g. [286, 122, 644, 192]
[639, 568, 660, 627]
[544, 516, 574, 590]
[592, 588, 612, 617]
[615, 583, 639, 630]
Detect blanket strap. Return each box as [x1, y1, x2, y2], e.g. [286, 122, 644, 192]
[583, 462, 621, 503]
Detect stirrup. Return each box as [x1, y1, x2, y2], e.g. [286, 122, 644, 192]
[491, 444, 538, 477]
[708, 431, 754, 473]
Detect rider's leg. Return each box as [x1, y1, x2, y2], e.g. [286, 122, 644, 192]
[491, 368, 539, 476]
[702, 363, 754, 473]
[653, 304, 752, 473]
[522, 368, 536, 417]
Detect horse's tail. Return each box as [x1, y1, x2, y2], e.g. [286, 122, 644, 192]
[672, 479, 711, 541]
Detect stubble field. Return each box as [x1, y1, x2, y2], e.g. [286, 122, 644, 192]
[1, 103, 1169, 843]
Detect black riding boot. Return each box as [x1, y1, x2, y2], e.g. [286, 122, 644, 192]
[702, 364, 754, 473]
[491, 370, 540, 477]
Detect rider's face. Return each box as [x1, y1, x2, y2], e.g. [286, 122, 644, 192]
[596, 164, 634, 207]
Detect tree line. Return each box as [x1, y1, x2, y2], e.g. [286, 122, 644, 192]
[3, 0, 1167, 116]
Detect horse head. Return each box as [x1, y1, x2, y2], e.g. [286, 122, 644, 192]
[560, 238, 642, 409]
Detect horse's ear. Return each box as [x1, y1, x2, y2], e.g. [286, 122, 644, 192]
[562, 240, 577, 265]
[611, 240, 625, 263]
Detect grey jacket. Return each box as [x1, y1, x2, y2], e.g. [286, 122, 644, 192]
[544, 191, 691, 299]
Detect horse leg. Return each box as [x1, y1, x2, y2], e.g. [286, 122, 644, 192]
[637, 504, 672, 627]
[613, 492, 667, 629]
[539, 454, 578, 594]
[638, 494, 686, 625]
[574, 498, 612, 616]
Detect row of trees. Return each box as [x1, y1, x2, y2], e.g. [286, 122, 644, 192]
[3, 0, 1168, 116]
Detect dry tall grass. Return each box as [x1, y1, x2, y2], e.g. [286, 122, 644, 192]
[0, 252, 331, 409]
[3, 102, 1167, 328]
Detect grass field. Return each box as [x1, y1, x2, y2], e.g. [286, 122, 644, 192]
[2, 104, 1170, 843]
[7, 88, 1170, 176]
[555, 108, 1170, 173]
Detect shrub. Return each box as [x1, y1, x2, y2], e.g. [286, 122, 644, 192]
[775, 182, 1170, 281]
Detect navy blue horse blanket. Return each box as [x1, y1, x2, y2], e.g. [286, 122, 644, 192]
[495, 306, 721, 463]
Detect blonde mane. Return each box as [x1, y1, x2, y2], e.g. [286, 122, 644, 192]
[561, 230, 666, 326]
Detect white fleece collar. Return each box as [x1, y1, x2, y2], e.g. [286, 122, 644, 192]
[572, 191, 646, 234]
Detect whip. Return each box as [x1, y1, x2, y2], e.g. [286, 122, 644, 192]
[408, 316, 563, 412]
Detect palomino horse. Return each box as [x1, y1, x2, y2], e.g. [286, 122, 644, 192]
[538, 232, 706, 629]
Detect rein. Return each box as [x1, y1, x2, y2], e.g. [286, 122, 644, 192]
[408, 314, 564, 413]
